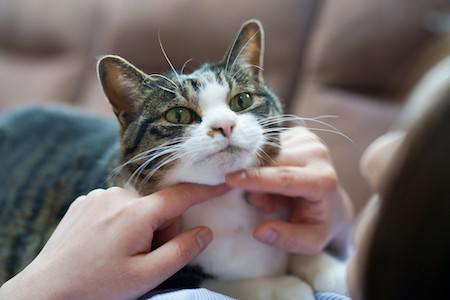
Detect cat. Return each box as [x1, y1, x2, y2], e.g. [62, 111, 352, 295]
[0, 20, 347, 299]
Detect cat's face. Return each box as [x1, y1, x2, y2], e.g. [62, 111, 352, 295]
[97, 20, 283, 194]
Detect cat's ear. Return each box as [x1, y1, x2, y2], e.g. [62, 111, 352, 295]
[97, 55, 146, 125]
[222, 19, 265, 78]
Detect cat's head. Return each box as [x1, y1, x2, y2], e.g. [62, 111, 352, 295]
[97, 20, 283, 194]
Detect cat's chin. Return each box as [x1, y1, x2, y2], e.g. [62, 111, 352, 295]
[186, 175, 227, 186]
[164, 171, 228, 187]
[164, 148, 257, 187]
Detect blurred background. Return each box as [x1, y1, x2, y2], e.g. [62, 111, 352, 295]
[1, 0, 449, 213]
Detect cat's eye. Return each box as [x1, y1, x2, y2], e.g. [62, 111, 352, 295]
[229, 93, 254, 112]
[165, 107, 193, 124]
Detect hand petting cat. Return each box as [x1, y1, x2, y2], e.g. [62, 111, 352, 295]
[226, 127, 353, 257]
[0, 184, 229, 300]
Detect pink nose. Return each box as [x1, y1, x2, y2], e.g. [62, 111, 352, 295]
[210, 120, 236, 139]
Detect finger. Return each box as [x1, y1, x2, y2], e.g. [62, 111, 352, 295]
[135, 227, 213, 289]
[247, 193, 276, 213]
[226, 166, 329, 198]
[280, 126, 319, 146]
[253, 220, 330, 255]
[247, 193, 294, 213]
[253, 194, 333, 254]
[153, 217, 182, 249]
[140, 183, 230, 229]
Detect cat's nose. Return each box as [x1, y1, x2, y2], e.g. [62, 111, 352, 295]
[210, 120, 236, 139]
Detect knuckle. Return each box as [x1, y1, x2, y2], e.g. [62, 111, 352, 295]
[277, 167, 299, 188]
[247, 168, 263, 181]
[68, 195, 86, 211]
[86, 188, 107, 197]
[173, 242, 196, 262]
[281, 232, 323, 255]
[106, 186, 123, 193]
[321, 167, 338, 189]
[105, 186, 135, 198]
[313, 143, 332, 161]
[305, 231, 329, 255]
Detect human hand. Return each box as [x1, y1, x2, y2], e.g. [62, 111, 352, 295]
[226, 127, 353, 256]
[0, 184, 228, 300]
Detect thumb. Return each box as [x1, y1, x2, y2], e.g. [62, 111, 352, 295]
[253, 221, 328, 255]
[135, 227, 213, 289]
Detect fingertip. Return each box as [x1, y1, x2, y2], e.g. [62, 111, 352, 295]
[139, 227, 214, 281]
[195, 227, 214, 250]
[253, 221, 314, 253]
[253, 225, 278, 245]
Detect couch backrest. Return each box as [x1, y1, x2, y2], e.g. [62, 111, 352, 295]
[0, 0, 319, 117]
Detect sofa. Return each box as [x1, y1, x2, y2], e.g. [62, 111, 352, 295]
[1, 0, 449, 214]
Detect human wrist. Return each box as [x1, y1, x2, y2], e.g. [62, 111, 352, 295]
[0, 265, 70, 300]
[0, 274, 44, 300]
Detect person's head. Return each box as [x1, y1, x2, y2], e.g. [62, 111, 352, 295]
[348, 55, 450, 299]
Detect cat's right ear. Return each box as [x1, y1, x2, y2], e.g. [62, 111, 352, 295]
[222, 19, 265, 79]
[97, 55, 146, 125]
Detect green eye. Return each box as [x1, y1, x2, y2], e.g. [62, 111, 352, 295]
[165, 107, 193, 124]
[230, 93, 253, 112]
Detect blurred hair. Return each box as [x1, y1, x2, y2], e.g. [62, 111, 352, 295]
[362, 55, 450, 299]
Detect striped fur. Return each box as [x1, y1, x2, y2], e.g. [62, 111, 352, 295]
[0, 107, 119, 283]
[97, 20, 283, 195]
[0, 20, 283, 286]
[0, 21, 349, 298]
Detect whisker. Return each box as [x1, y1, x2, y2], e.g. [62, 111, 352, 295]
[156, 84, 177, 94]
[147, 73, 179, 89]
[127, 147, 180, 188]
[259, 114, 355, 145]
[128, 136, 195, 191]
[256, 148, 273, 165]
[230, 30, 260, 73]
[225, 29, 241, 74]
[181, 58, 194, 75]
[158, 28, 182, 88]
[137, 150, 188, 191]
[231, 64, 265, 81]
[110, 137, 187, 187]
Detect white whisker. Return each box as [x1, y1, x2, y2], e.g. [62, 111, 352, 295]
[156, 84, 177, 94]
[127, 147, 180, 188]
[259, 114, 355, 145]
[110, 137, 188, 188]
[225, 30, 241, 74]
[137, 150, 188, 191]
[181, 58, 194, 75]
[147, 73, 179, 89]
[230, 30, 260, 73]
[158, 28, 182, 87]
[231, 64, 265, 81]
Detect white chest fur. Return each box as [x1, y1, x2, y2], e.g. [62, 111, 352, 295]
[182, 189, 289, 280]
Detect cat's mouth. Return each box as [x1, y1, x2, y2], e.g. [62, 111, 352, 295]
[208, 145, 245, 159]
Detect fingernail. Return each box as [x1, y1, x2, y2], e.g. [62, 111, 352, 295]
[231, 171, 247, 181]
[238, 171, 247, 180]
[226, 171, 246, 184]
[196, 228, 213, 250]
[257, 227, 278, 244]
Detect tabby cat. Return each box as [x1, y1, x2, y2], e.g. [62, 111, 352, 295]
[0, 20, 346, 299]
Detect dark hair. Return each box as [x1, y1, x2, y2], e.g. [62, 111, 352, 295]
[362, 70, 450, 299]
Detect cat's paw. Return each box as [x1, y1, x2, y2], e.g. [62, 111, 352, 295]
[290, 253, 349, 296]
[273, 276, 315, 300]
[312, 262, 348, 296]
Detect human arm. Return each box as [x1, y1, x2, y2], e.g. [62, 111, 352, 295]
[226, 127, 353, 256]
[0, 184, 228, 300]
